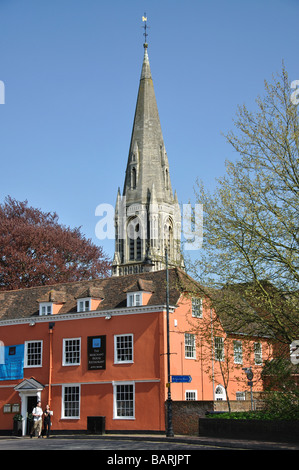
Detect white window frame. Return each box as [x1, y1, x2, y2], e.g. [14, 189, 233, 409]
[113, 381, 135, 420]
[61, 384, 80, 419]
[236, 391, 246, 401]
[24, 340, 43, 368]
[185, 390, 197, 400]
[215, 384, 226, 401]
[214, 337, 224, 361]
[192, 297, 202, 318]
[62, 338, 81, 366]
[254, 342, 263, 365]
[39, 302, 52, 316]
[114, 334, 134, 364]
[185, 333, 196, 359]
[233, 340, 243, 364]
[77, 298, 91, 312]
[127, 292, 142, 307]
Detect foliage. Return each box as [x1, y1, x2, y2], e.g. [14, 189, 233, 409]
[263, 391, 299, 420]
[13, 414, 23, 421]
[207, 406, 299, 420]
[0, 196, 111, 290]
[262, 358, 299, 419]
[188, 64, 299, 344]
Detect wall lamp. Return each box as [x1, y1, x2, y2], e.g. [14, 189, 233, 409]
[105, 314, 112, 320]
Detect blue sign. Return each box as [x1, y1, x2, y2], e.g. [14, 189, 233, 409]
[0, 344, 24, 380]
[93, 338, 101, 348]
[171, 375, 192, 383]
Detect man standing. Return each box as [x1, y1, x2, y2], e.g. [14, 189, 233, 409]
[30, 400, 43, 438]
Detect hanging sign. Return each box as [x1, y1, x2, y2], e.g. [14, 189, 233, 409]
[87, 336, 106, 370]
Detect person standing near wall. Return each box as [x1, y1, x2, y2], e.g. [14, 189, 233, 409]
[43, 404, 52, 438]
[30, 401, 43, 438]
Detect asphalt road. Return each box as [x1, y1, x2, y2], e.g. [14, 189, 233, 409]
[0, 434, 297, 453]
[0, 436, 225, 451]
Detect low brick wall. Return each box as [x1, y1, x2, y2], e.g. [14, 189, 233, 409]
[170, 401, 214, 435]
[168, 400, 258, 435]
[167, 401, 298, 442]
[198, 417, 299, 443]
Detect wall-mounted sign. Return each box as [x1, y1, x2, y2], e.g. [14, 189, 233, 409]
[171, 375, 192, 383]
[87, 336, 106, 370]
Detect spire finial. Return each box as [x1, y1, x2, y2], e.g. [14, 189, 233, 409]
[142, 14, 149, 48]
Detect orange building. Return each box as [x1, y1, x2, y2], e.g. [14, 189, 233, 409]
[0, 269, 273, 435]
[0, 28, 277, 436]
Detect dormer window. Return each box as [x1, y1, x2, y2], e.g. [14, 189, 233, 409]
[127, 292, 142, 307]
[39, 302, 53, 316]
[77, 298, 91, 312]
[125, 279, 154, 307]
[75, 287, 103, 312]
[38, 290, 65, 315]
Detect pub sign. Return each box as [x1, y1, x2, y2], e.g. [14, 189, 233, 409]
[87, 335, 106, 370]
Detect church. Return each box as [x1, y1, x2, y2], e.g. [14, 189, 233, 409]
[112, 38, 184, 276]
[0, 30, 275, 436]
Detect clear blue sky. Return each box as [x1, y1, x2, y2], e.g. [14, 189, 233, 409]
[0, 0, 298, 261]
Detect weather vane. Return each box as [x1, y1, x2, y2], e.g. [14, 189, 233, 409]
[142, 14, 149, 46]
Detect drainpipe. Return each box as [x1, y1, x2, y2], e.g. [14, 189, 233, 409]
[210, 309, 215, 401]
[48, 323, 55, 407]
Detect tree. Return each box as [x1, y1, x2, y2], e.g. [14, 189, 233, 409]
[261, 358, 299, 419]
[188, 65, 299, 345]
[184, 294, 270, 410]
[0, 196, 111, 290]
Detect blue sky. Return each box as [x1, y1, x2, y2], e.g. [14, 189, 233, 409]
[0, 0, 298, 262]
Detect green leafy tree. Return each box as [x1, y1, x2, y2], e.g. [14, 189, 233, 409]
[188, 65, 299, 345]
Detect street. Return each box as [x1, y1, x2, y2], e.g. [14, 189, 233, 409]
[0, 436, 237, 451]
[0, 434, 297, 453]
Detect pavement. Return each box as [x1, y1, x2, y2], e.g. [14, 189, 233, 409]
[0, 432, 298, 451]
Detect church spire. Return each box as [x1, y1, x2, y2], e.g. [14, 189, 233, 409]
[112, 18, 184, 276]
[123, 32, 173, 206]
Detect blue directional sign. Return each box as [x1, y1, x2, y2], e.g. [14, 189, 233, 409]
[171, 375, 192, 383]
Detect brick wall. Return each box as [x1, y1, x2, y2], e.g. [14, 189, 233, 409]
[168, 400, 259, 435]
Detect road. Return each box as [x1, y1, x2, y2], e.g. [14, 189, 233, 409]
[0, 434, 297, 453]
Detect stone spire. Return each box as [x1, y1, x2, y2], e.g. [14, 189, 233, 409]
[112, 38, 184, 276]
[123, 43, 173, 206]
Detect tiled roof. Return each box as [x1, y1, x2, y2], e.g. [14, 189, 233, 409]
[0, 269, 195, 321]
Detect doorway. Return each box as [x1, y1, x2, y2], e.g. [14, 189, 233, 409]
[26, 396, 38, 435]
[14, 378, 44, 436]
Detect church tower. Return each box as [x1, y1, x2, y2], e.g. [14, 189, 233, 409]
[112, 22, 184, 276]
